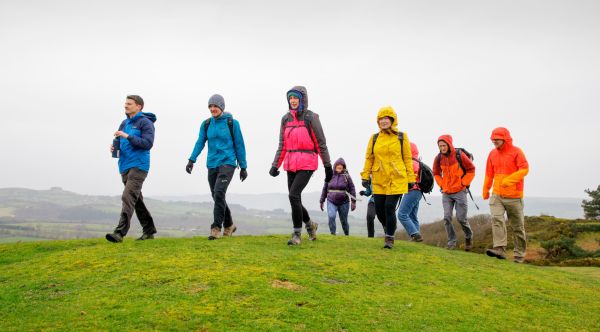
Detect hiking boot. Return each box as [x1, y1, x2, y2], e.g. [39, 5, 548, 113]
[486, 247, 507, 259]
[447, 243, 456, 250]
[136, 233, 154, 241]
[287, 232, 301, 246]
[513, 256, 525, 264]
[383, 236, 394, 249]
[411, 233, 423, 242]
[208, 227, 221, 240]
[305, 221, 318, 241]
[223, 224, 237, 237]
[465, 238, 473, 252]
[105, 232, 123, 243]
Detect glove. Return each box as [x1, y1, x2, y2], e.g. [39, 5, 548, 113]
[482, 191, 490, 200]
[320, 202, 324, 211]
[186, 160, 194, 174]
[240, 168, 248, 182]
[362, 179, 371, 189]
[407, 182, 415, 191]
[351, 201, 356, 211]
[269, 166, 280, 177]
[359, 190, 367, 196]
[324, 165, 333, 183]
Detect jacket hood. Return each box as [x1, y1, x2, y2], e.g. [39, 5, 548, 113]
[437, 134, 455, 155]
[377, 106, 398, 132]
[410, 142, 419, 159]
[130, 112, 157, 123]
[214, 111, 232, 120]
[287, 86, 308, 112]
[490, 127, 513, 149]
[334, 158, 346, 170]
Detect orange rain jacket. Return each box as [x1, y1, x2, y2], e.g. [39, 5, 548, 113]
[483, 127, 529, 199]
[432, 135, 476, 194]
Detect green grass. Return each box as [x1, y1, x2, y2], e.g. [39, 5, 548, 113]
[0, 235, 599, 331]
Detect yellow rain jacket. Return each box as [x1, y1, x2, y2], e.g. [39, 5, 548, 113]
[361, 106, 416, 195]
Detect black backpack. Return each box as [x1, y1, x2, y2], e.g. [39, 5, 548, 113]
[413, 158, 434, 194]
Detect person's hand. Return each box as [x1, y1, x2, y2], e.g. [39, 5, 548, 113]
[240, 168, 248, 182]
[407, 182, 415, 191]
[359, 190, 367, 196]
[320, 202, 324, 211]
[324, 165, 333, 182]
[482, 191, 490, 200]
[110, 144, 114, 153]
[186, 160, 194, 174]
[269, 166, 280, 177]
[362, 179, 371, 189]
[114, 131, 129, 139]
[351, 201, 356, 211]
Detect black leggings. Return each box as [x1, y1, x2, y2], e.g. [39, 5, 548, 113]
[373, 194, 402, 237]
[287, 170, 313, 229]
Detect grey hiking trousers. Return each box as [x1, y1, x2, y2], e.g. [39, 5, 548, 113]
[442, 190, 472, 246]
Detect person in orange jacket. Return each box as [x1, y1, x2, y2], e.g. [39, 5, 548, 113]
[433, 135, 475, 251]
[482, 127, 529, 263]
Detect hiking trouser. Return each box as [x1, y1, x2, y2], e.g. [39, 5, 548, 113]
[398, 189, 422, 237]
[114, 168, 156, 236]
[327, 200, 350, 235]
[208, 165, 235, 229]
[366, 200, 379, 237]
[442, 190, 472, 246]
[287, 171, 314, 230]
[490, 194, 527, 258]
[373, 194, 402, 237]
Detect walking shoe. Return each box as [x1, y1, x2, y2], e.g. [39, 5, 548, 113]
[105, 232, 123, 243]
[465, 238, 473, 252]
[305, 221, 318, 241]
[513, 256, 525, 264]
[447, 243, 456, 250]
[208, 227, 221, 240]
[486, 247, 507, 259]
[136, 233, 154, 241]
[411, 233, 423, 242]
[223, 224, 237, 237]
[383, 236, 394, 249]
[287, 232, 301, 246]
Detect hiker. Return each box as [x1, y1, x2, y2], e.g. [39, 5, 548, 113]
[397, 142, 424, 242]
[359, 183, 383, 238]
[186, 94, 247, 240]
[270, 86, 332, 245]
[319, 158, 357, 235]
[482, 127, 529, 263]
[106, 95, 157, 243]
[433, 135, 476, 251]
[360, 106, 416, 249]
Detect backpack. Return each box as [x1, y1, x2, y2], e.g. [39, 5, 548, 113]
[436, 147, 479, 209]
[413, 158, 434, 194]
[204, 116, 236, 152]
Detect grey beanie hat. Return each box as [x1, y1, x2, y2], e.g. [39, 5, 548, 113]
[208, 94, 225, 111]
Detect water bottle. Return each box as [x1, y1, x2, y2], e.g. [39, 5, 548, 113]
[112, 137, 120, 158]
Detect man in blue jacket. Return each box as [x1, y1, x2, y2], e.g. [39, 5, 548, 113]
[186, 94, 248, 240]
[106, 95, 157, 243]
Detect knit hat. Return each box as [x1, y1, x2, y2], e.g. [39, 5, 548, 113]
[208, 94, 225, 111]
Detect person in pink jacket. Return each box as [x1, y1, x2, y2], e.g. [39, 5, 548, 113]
[270, 86, 333, 246]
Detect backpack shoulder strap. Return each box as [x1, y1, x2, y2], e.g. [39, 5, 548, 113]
[203, 117, 211, 133]
[303, 111, 317, 153]
[397, 131, 404, 157]
[455, 148, 466, 176]
[371, 133, 379, 156]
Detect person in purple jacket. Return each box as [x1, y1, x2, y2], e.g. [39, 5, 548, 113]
[320, 158, 357, 235]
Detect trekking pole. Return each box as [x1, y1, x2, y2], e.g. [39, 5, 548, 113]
[421, 192, 432, 205]
[466, 188, 479, 210]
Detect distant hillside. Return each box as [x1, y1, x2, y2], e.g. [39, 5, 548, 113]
[0, 236, 598, 330]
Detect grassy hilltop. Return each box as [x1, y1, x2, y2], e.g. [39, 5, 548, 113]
[1, 235, 599, 331]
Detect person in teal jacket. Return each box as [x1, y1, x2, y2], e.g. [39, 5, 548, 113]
[186, 94, 248, 240]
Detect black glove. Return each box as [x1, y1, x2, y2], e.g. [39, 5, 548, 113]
[324, 165, 333, 183]
[359, 190, 367, 196]
[407, 182, 415, 190]
[362, 179, 371, 189]
[269, 166, 280, 177]
[240, 168, 248, 182]
[186, 160, 194, 174]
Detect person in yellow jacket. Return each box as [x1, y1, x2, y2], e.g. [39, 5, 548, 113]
[361, 106, 416, 249]
[482, 127, 529, 263]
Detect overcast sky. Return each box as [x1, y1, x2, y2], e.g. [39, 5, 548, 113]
[1, 0, 599, 198]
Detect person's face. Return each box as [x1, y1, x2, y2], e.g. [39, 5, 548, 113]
[335, 164, 344, 173]
[124, 99, 142, 116]
[209, 105, 223, 117]
[492, 139, 504, 149]
[438, 141, 449, 154]
[378, 117, 392, 129]
[289, 96, 300, 110]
